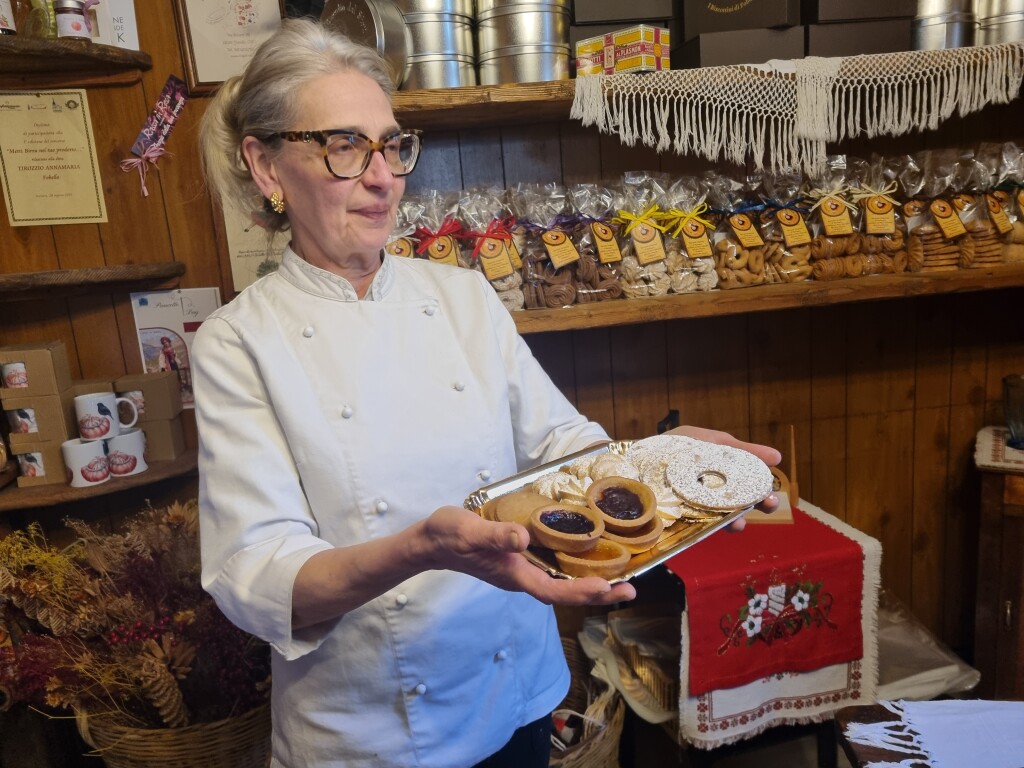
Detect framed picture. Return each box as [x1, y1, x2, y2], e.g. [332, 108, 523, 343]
[172, 0, 286, 95]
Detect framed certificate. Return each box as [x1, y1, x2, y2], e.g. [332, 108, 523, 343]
[172, 0, 286, 95]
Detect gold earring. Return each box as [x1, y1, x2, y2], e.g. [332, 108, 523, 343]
[270, 191, 286, 214]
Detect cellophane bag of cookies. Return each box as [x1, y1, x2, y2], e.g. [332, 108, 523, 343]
[410, 188, 464, 267]
[568, 182, 626, 304]
[847, 154, 908, 275]
[704, 170, 767, 290]
[511, 183, 579, 310]
[757, 169, 814, 284]
[385, 196, 424, 259]
[613, 171, 674, 299]
[804, 156, 866, 281]
[457, 186, 525, 312]
[898, 150, 972, 273]
[951, 150, 1006, 269]
[978, 141, 1024, 263]
[658, 175, 719, 293]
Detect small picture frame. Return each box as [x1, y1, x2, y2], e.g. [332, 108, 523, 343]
[172, 0, 286, 95]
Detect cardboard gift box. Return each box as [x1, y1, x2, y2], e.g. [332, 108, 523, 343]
[570, 20, 670, 49]
[11, 439, 68, 487]
[1, 390, 77, 447]
[680, 0, 801, 42]
[802, 0, 916, 23]
[68, 379, 114, 397]
[806, 19, 914, 57]
[140, 414, 187, 462]
[576, 25, 671, 75]
[572, 0, 673, 24]
[674, 26, 804, 69]
[0, 340, 73, 399]
[115, 371, 183, 422]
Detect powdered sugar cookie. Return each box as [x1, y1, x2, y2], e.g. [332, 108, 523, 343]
[665, 442, 773, 512]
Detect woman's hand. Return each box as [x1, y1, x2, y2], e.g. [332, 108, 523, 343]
[418, 506, 636, 606]
[663, 425, 782, 531]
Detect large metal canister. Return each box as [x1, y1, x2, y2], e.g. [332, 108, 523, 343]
[976, 0, 1024, 43]
[396, 0, 476, 88]
[913, 0, 977, 48]
[476, 0, 570, 84]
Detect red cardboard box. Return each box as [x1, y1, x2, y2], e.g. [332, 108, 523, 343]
[681, 0, 801, 42]
[115, 372, 183, 422]
[11, 439, 67, 487]
[1, 390, 76, 447]
[0, 341, 73, 399]
[576, 25, 671, 75]
[141, 415, 187, 462]
[675, 26, 804, 69]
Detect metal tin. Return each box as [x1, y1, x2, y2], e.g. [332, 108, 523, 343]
[322, 0, 410, 87]
[476, 0, 570, 13]
[403, 11, 474, 57]
[912, 11, 977, 48]
[464, 441, 749, 584]
[395, 0, 474, 15]
[54, 0, 89, 39]
[975, 0, 1024, 16]
[979, 11, 1024, 42]
[915, 0, 972, 14]
[477, 42, 568, 84]
[402, 52, 476, 89]
[477, 4, 569, 52]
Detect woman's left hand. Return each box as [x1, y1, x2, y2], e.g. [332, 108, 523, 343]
[662, 425, 782, 531]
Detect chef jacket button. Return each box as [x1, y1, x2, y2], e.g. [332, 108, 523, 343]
[453, 381, 466, 392]
[396, 593, 408, 607]
[479, 469, 492, 482]
[302, 326, 315, 338]
[494, 649, 508, 661]
[375, 499, 389, 514]
[414, 683, 427, 696]
[423, 306, 436, 316]
[341, 406, 354, 419]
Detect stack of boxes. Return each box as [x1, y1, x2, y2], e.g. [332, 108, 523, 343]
[571, 0, 672, 75]
[804, 0, 917, 57]
[114, 371, 186, 463]
[1, 341, 75, 488]
[674, 0, 804, 68]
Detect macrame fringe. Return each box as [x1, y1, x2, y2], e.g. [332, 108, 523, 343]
[843, 701, 933, 766]
[570, 43, 1024, 175]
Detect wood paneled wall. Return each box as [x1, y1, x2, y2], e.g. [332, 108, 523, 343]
[2, 2, 1022, 658]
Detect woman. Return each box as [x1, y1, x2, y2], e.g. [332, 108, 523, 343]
[195, 18, 779, 768]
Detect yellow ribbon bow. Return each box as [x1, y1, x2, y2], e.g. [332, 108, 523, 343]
[656, 201, 714, 239]
[612, 204, 669, 237]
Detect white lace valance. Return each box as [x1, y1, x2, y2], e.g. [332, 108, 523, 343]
[570, 43, 1024, 175]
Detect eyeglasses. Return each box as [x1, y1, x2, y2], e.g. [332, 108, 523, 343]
[265, 128, 423, 179]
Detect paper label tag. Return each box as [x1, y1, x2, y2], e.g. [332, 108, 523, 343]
[631, 223, 667, 264]
[132, 74, 188, 157]
[508, 229, 524, 269]
[385, 237, 415, 257]
[819, 196, 854, 236]
[425, 234, 460, 266]
[679, 219, 713, 258]
[986, 193, 1013, 235]
[477, 237, 514, 280]
[728, 213, 764, 247]
[1016, 189, 1024, 220]
[542, 230, 581, 268]
[865, 196, 896, 234]
[776, 209, 812, 247]
[590, 222, 623, 264]
[929, 198, 967, 239]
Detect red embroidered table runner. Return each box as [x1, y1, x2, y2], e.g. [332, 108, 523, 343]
[666, 508, 864, 696]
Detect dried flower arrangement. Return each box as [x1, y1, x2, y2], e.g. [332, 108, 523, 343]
[0, 499, 270, 730]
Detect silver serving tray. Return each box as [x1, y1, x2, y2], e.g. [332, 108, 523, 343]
[464, 441, 750, 584]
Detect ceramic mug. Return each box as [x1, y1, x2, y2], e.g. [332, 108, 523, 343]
[61, 438, 110, 487]
[2, 361, 28, 388]
[105, 427, 148, 476]
[74, 392, 138, 441]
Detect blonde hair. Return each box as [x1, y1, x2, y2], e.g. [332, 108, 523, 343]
[199, 17, 395, 234]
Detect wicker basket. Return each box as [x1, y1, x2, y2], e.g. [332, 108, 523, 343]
[75, 702, 271, 768]
[551, 637, 625, 768]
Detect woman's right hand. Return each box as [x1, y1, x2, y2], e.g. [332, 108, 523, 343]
[417, 506, 636, 607]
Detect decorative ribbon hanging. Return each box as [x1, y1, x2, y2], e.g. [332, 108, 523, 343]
[656, 200, 714, 238]
[464, 215, 515, 260]
[850, 180, 900, 207]
[413, 216, 464, 255]
[612, 204, 668, 236]
[119, 145, 168, 198]
[806, 184, 858, 213]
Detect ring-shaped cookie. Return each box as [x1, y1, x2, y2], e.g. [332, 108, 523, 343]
[665, 443, 773, 512]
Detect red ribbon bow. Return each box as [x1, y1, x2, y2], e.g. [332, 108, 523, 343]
[119, 144, 168, 198]
[414, 216, 464, 255]
[465, 216, 516, 260]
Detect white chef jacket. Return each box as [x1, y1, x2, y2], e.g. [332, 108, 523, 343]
[193, 247, 610, 768]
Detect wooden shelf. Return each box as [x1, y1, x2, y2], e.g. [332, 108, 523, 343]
[0, 449, 197, 512]
[393, 79, 575, 130]
[0, 262, 186, 302]
[513, 264, 1024, 334]
[0, 36, 151, 88]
